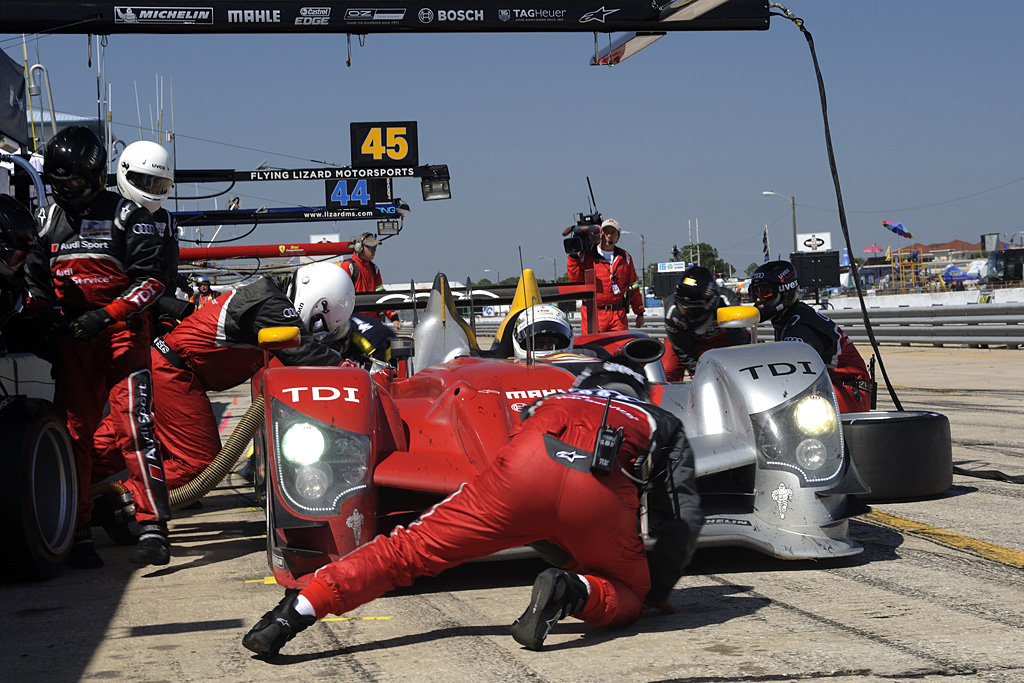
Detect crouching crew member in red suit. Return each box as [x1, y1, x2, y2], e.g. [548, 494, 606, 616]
[24, 126, 170, 568]
[92, 262, 357, 513]
[243, 358, 703, 658]
[566, 218, 645, 333]
[340, 232, 402, 330]
[750, 260, 873, 412]
[662, 266, 750, 381]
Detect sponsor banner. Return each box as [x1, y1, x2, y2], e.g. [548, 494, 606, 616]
[244, 167, 416, 181]
[8, 1, 770, 34]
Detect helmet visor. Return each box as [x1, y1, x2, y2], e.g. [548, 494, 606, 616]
[751, 283, 776, 303]
[126, 170, 173, 195]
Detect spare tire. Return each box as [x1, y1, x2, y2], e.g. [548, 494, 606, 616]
[842, 411, 952, 503]
[0, 398, 77, 579]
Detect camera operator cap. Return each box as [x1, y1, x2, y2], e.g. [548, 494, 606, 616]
[358, 232, 381, 248]
[601, 219, 620, 234]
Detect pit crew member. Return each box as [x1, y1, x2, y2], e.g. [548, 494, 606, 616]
[190, 274, 216, 309]
[662, 266, 749, 380]
[340, 232, 402, 330]
[566, 219, 645, 333]
[750, 260, 873, 412]
[93, 263, 361, 510]
[243, 358, 703, 658]
[24, 126, 170, 568]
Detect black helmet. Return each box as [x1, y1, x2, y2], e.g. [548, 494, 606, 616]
[43, 126, 107, 213]
[674, 266, 719, 334]
[0, 195, 37, 290]
[571, 357, 650, 401]
[750, 260, 800, 321]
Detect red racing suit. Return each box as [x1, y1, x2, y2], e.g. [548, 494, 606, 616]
[771, 301, 873, 412]
[298, 388, 703, 629]
[93, 277, 342, 496]
[25, 191, 167, 526]
[340, 256, 399, 325]
[661, 286, 749, 381]
[567, 246, 644, 333]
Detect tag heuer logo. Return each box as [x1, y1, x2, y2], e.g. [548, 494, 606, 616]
[499, 9, 510, 20]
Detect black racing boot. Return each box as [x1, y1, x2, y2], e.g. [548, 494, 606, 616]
[130, 522, 170, 566]
[90, 495, 138, 546]
[511, 568, 589, 651]
[68, 527, 104, 569]
[242, 591, 316, 659]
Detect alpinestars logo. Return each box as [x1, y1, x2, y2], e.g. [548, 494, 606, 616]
[114, 6, 213, 24]
[580, 5, 619, 23]
[556, 450, 587, 462]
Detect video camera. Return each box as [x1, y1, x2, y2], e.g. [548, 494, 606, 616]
[563, 212, 602, 256]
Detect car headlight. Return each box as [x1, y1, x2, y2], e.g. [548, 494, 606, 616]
[281, 423, 326, 465]
[271, 398, 372, 515]
[750, 374, 844, 486]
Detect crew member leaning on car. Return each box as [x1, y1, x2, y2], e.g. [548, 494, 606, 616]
[750, 260, 873, 412]
[662, 265, 749, 380]
[242, 358, 703, 659]
[566, 219, 645, 333]
[92, 263, 375, 513]
[24, 126, 170, 569]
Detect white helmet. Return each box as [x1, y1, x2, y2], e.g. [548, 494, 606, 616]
[116, 140, 174, 213]
[291, 262, 355, 342]
[512, 304, 574, 360]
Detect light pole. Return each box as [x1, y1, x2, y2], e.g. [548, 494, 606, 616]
[484, 269, 500, 284]
[621, 230, 646, 289]
[537, 255, 557, 282]
[762, 191, 797, 254]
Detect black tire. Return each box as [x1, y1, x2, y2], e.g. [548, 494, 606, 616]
[842, 411, 952, 503]
[0, 398, 77, 580]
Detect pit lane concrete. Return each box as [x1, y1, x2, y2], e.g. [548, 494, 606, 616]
[4, 345, 1024, 682]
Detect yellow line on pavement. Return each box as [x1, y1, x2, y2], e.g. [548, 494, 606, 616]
[245, 576, 279, 585]
[863, 509, 1024, 568]
[322, 616, 393, 622]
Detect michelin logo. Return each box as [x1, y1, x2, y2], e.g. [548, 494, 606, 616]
[114, 6, 213, 24]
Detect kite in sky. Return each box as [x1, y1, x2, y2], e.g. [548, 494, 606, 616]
[883, 220, 913, 239]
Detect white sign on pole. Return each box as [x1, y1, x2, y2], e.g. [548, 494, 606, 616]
[797, 232, 832, 252]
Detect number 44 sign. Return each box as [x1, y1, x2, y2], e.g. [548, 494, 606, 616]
[351, 121, 419, 169]
[325, 177, 389, 209]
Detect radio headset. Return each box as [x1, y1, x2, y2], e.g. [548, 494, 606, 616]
[591, 394, 624, 476]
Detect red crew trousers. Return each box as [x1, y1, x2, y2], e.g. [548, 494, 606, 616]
[580, 305, 628, 334]
[57, 318, 168, 527]
[93, 349, 221, 499]
[301, 429, 650, 629]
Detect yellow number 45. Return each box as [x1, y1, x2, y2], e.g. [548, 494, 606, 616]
[361, 127, 408, 161]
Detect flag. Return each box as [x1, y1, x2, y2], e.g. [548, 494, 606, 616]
[762, 225, 770, 262]
[882, 220, 913, 239]
[885, 246, 891, 261]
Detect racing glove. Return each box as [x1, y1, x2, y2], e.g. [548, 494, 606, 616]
[69, 309, 114, 340]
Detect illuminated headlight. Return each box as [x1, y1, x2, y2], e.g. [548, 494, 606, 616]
[750, 374, 844, 486]
[281, 423, 326, 465]
[271, 398, 372, 514]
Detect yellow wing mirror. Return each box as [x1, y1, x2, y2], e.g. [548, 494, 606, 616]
[258, 326, 301, 350]
[717, 305, 761, 343]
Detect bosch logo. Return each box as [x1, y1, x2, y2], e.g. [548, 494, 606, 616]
[418, 8, 434, 21]
[438, 9, 483, 21]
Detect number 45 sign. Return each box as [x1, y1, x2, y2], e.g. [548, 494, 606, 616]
[351, 121, 419, 169]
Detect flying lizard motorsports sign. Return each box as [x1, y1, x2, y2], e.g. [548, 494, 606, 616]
[0, 1, 770, 34]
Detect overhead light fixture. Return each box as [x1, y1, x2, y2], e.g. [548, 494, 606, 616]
[421, 178, 451, 201]
[377, 220, 400, 236]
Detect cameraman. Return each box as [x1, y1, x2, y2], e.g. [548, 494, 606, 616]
[566, 219, 645, 333]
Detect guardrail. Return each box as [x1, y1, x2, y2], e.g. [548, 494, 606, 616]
[462, 302, 1024, 349]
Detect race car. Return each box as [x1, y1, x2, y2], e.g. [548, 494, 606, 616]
[254, 269, 876, 589]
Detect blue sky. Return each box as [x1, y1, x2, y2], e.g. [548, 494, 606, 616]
[3, 2, 1023, 282]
